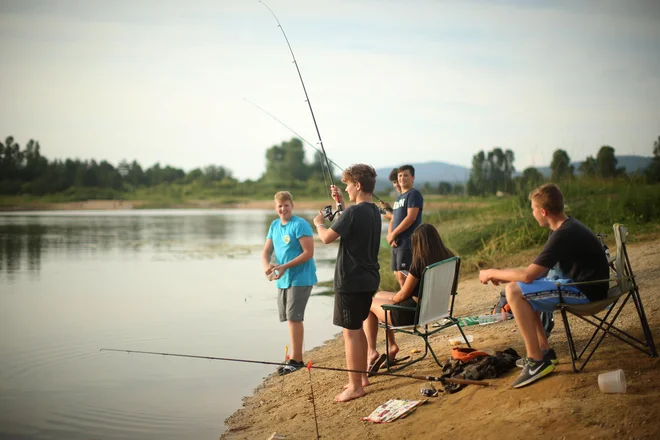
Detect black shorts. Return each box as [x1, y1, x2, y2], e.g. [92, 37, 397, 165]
[389, 297, 418, 326]
[333, 291, 374, 330]
[390, 247, 412, 272]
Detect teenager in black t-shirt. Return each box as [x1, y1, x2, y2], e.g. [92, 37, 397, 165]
[313, 164, 380, 403]
[479, 183, 609, 389]
[364, 224, 454, 374]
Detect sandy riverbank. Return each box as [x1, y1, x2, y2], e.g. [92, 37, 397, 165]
[221, 239, 660, 440]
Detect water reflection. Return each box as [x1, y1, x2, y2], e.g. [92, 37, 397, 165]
[0, 209, 339, 440]
[0, 210, 294, 280]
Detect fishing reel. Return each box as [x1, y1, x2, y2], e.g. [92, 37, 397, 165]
[322, 205, 339, 221]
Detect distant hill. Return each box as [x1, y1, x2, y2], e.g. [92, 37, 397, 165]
[375, 155, 652, 190]
[375, 162, 469, 190]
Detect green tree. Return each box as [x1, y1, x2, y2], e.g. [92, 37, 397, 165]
[437, 181, 452, 195]
[579, 156, 598, 177]
[468, 148, 515, 195]
[596, 145, 618, 178]
[263, 138, 312, 184]
[646, 136, 660, 183]
[467, 150, 486, 196]
[519, 167, 544, 190]
[550, 149, 573, 181]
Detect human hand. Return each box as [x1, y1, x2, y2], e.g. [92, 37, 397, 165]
[387, 232, 398, 246]
[265, 264, 276, 276]
[479, 270, 496, 285]
[330, 185, 344, 205]
[313, 212, 324, 226]
[272, 265, 287, 280]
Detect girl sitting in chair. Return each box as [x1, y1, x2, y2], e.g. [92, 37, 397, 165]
[365, 223, 454, 373]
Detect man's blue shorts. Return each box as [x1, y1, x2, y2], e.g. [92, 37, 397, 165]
[517, 277, 590, 313]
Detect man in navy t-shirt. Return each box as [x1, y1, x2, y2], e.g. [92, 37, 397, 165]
[387, 165, 423, 288]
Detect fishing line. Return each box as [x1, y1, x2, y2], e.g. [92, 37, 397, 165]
[258, 1, 342, 217]
[243, 98, 389, 208]
[243, 98, 331, 200]
[100, 348, 488, 387]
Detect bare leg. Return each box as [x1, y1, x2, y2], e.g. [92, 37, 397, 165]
[505, 283, 543, 361]
[533, 313, 550, 351]
[335, 328, 368, 402]
[370, 295, 400, 361]
[364, 311, 380, 365]
[288, 320, 304, 362]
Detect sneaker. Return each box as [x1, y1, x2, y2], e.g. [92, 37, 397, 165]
[515, 348, 558, 368]
[277, 359, 305, 376]
[511, 358, 556, 388]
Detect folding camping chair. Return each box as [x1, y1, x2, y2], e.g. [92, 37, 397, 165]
[554, 223, 657, 372]
[381, 256, 470, 372]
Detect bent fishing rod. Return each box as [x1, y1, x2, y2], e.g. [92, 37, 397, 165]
[243, 98, 389, 208]
[101, 348, 488, 387]
[259, 1, 342, 218]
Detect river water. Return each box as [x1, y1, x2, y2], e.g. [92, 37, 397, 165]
[0, 209, 340, 440]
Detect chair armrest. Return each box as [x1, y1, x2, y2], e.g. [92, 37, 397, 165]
[381, 304, 416, 312]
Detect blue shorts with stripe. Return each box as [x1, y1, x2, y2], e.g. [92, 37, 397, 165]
[516, 278, 590, 313]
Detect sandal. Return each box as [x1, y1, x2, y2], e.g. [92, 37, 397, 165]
[383, 356, 411, 368]
[367, 353, 387, 377]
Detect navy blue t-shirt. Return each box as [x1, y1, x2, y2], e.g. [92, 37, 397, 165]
[391, 188, 424, 249]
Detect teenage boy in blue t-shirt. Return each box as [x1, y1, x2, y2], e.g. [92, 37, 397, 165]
[262, 191, 317, 375]
[388, 165, 424, 288]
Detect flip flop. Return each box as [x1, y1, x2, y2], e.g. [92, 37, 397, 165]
[367, 353, 387, 377]
[383, 356, 411, 368]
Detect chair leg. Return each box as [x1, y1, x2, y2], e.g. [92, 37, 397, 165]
[630, 286, 658, 356]
[455, 321, 472, 349]
[560, 308, 579, 372]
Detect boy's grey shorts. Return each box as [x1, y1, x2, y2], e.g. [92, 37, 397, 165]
[278, 286, 313, 322]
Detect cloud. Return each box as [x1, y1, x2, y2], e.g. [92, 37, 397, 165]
[0, 0, 658, 179]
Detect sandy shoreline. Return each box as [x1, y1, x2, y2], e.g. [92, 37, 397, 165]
[221, 239, 660, 440]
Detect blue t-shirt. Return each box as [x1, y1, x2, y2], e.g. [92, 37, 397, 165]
[267, 215, 318, 289]
[391, 188, 424, 249]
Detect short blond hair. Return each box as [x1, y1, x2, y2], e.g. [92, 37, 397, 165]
[274, 191, 293, 203]
[529, 183, 564, 214]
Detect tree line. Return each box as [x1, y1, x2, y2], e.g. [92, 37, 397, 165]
[465, 138, 660, 196]
[1, 134, 659, 198]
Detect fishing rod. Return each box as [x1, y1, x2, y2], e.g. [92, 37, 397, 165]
[259, 1, 342, 219]
[243, 98, 390, 210]
[101, 348, 488, 387]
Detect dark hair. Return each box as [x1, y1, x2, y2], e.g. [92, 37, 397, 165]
[410, 224, 454, 275]
[388, 168, 398, 182]
[529, 183, 564, 214]
[341, 164, 377, 194]
[398, 164, 415, 177]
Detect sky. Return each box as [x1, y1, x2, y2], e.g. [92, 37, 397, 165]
[1, 0, 659, 180]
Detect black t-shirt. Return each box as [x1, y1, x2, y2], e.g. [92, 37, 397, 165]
[533, 217, 609, 301]
[330, 202, 381, 294]
[407, 263, 423, 299]
[391, 188, 423, 249]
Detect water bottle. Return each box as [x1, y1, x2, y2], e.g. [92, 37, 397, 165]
[477, 314, 499, 325]
[478, 312, 511, 325]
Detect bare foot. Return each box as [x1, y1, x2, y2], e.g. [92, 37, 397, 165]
[388, 344, 400, 363]
[367, 351, 380, 367]
[343, 376, 370, 389]
[335, 386, 366, 402]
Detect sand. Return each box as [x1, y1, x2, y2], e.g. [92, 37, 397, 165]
[221, 239, 660, 440]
